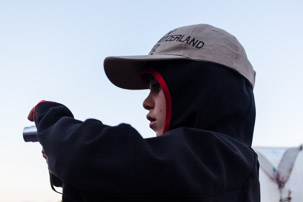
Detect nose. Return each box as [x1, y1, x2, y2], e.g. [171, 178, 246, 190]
[143, 92, 154, 110]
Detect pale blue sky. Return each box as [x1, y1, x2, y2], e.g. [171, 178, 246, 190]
[1, 0, 303, 201]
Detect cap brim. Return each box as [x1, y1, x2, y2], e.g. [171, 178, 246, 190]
[104, 55, 186, 89]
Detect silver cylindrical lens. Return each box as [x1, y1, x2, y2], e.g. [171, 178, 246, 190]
[23, 125, 38, 142]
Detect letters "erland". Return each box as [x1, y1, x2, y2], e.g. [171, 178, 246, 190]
[158, 34, 204, 49]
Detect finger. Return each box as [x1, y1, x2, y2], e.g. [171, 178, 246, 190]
[27, 106, 35, 122]
[42, 149, 48, 160]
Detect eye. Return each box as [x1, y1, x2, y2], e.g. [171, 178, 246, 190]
[150, 83, 161, 93]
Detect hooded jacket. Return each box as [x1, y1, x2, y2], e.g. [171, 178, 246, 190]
[34, 60, 260, 201]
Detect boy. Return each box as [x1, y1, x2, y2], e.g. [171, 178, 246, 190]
[28, 24, 260, 201]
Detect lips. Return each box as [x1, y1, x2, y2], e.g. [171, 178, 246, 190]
[147, 115, 156, 129]
[147, 115, 156, 122]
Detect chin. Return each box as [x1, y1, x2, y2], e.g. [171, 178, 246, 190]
[156, 132, 163, 137]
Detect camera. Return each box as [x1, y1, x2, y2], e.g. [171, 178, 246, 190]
[23, 125, 39, 142]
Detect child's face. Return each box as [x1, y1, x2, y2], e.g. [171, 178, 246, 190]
[143, 75, 166, 136]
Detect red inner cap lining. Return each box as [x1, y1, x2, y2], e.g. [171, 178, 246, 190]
[140, 69, 172, 134]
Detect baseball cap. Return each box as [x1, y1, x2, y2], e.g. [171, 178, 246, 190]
[104, 24, 255, 89]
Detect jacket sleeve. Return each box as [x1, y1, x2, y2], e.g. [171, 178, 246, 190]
[35, 102, 141, 194]
[34, 102, 259, 199]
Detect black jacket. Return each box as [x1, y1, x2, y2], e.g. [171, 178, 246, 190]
[35, 60, 260, 201]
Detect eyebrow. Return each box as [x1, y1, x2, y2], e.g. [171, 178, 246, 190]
[142, 74, 158, 87]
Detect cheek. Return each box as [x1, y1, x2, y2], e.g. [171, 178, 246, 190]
[157, 108, 165, 119]
[158, 104, 166, 114]
[157, 91, 166, 123]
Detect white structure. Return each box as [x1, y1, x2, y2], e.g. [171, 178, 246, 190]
[254, 145, 303, 202]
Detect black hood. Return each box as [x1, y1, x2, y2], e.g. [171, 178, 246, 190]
[144, 60, 256, 146]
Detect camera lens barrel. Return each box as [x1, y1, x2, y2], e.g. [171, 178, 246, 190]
[23, 125, 38, 142]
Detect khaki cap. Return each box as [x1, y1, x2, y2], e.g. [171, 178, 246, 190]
[104, 24, 255, 89]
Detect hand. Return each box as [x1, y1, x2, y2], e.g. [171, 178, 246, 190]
[27, 100, 48, 122]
